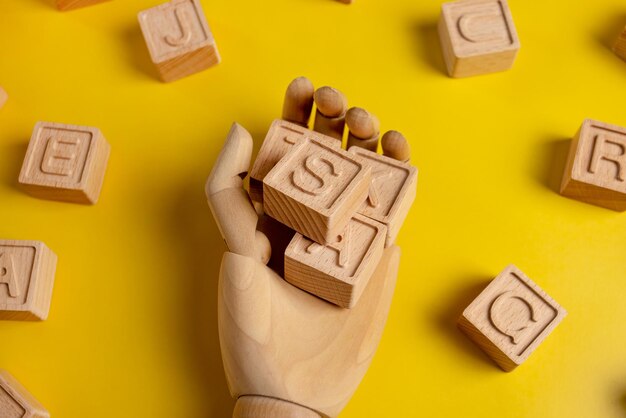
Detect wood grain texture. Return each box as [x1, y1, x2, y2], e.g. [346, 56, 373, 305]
[285, 215, 386, 308]
[233, 396, 321, 418]
[0, 240, 57, 321]
[458, 265, 566, 372]
[345, 107, 380, 152]
[349, 147, 417, 247]
[313, 87, 347, 141]
[19, 121, 110, 205]
[138, 0, 220, 82]
[381, 130, 410, 163]
[55, 0, 110, 11]
[613, 25, 626, 61]
[0, 87, 7, 109]
[282, 77, 315, 127]
[560, 119, 626, 211]
[438, 0, 520, 78]
[0, 370, 49, 418]
[263, 137, 370, 245]
[218, 245, 401, 417]
[249, 119, 340, 203]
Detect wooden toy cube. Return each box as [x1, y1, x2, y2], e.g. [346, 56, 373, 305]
[55, 0, 110, 11]
[285, 215, 386, 308]
[614, 25, 626, 61]
[263, 137, 371, 245]
[349, 147, 418, 247]
[458, 265, 566, 371]
[0, 87, 7, 109]
[0, 370, 49, 418]
[0, 240, 57, 321]
[138, 0, 220, 82]
[438, 0, 520, 78]
[249, 119, 341, 202]
[19, 122, 111, 205]
[560, 119, 626, 211]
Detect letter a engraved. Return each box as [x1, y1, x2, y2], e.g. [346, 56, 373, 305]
[41, 136, 80, 176]
[0, 253, 19, 298]
[292, 155, 342, 196]
[589, 134, 626, 182]
[164, 7, 192, 47]
[306, 224, 352, 268]
[489, 291, 538, 344]
[366, 169, 394, 209]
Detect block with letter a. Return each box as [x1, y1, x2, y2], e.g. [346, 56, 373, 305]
[561, 119, 626, 211]
[19, 122, 110, 204]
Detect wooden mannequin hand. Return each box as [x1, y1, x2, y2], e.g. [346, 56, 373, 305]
[206, 78, 412, 418]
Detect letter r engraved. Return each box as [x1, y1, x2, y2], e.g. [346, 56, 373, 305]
[589, 134, 626, 182]
[292, 155, 342, 196]
[164, 7, 192, 47]
[306, 224, 352, 267]
[0, 253, 19, 298]
[489, 291, 538, 345]
[41, 136, 80, 176]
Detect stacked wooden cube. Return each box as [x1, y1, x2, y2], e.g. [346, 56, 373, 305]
[250, 119, 417, 308]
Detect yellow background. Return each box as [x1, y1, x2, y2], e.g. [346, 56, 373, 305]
[0, 0, 625, 416]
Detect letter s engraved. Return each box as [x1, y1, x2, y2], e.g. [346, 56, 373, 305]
[292, 155, 342, 196]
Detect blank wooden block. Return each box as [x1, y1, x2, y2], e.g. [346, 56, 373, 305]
[19, 122, 111, 205]
[0, 370, 49, 418]
[458, 265, 566, 371]
[138, 0, 220, 82]
[560, 119, 626, 211]
[0, 240, 57, 321]
[438, 0, 520, 78]
[249, 119, 340, 203]
[285, 214, 386, 308]
[614, 25, 626, 61]
[0, 87, 7, 109]
[55, 0, 110, 11]
[349, 147, 417, 247]
[263, 137, 371, 245]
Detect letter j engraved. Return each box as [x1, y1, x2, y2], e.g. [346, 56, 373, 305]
[164, 7, 192, 47]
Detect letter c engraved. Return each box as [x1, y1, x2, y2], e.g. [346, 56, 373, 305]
[457, 10, 507, 43]
[489, 291, 538, 344]
[292, 155, 341, 196]
[164, 7, 192, 47]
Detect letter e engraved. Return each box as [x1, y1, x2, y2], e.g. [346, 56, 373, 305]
[589, 134, 626, 182]
[457, 6, 508, 43]
[292, 155, 342, 196]
[0, 253, 19, 298]
[306, 224, 351, 267]
[489, 291, 538, 345]
[41, 136, 80, 176]
[367, 169, 394, 209]
[164, 7, 192, 47]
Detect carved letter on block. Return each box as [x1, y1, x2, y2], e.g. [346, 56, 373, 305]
[19, 122, 111, 205]
[0, 87, 7, 109]
[249, 119, 341, 203]
[438, 0, 520, 78]
[0, 370, 49, 418]
[349, 147, 417, 247]
[55, 0, 110, 11]
[263, 138, 371, 245]
[560, 119, 626, 211]
[138, 0, 220, 82]
[0, 240, 57, 321]
[285, 215, 386, 308]
[458, 265, 566, 371]
[613, 25, 626, 61]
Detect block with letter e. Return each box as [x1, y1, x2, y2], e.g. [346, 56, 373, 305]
[561, 119, 626, 211]
[19, 122, 110, 204]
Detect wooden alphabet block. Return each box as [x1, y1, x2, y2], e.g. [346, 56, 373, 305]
[285, 215, 386, 308]
[0, 87, 7, 109]
[614, 25, 626, 61]
[263, 137, 371, 245]
[55, 0, 110, 11]
[349, 147, 417, 247]
[0, 240, 57, 321]
[438, 0, 520, 78]
[138, 0, 220, 82]
[560, 119, 626, 211]
[0, 370, 49, 418]
[19, 122, 111, 205]
[458, 265, 566, 371]
[249, 119, 340, 203]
